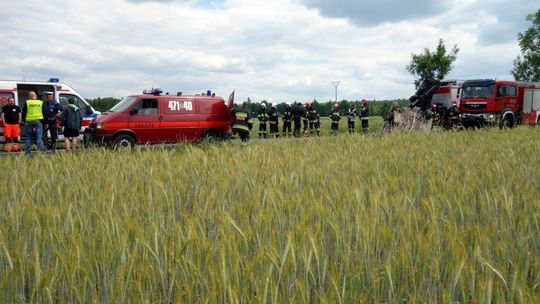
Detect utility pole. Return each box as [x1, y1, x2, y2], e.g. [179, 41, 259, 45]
[331, 81, 341, 103]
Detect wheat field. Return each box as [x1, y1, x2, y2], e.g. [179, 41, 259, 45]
[1, 127, 539, 303]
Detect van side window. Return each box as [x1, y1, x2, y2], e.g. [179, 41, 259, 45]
[134, 99, 158, 115]
[60, 94, 90, 115]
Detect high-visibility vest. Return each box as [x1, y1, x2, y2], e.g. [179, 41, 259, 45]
[26, 99, 44, 121]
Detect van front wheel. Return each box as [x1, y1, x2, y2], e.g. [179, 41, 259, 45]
[113, 134, 135, 149]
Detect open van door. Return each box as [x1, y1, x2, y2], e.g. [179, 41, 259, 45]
[227, 90, 235, 111]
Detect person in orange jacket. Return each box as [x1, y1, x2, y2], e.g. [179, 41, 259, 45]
[1, 97, 22, 152]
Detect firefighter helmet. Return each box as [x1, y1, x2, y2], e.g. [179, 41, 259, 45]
[305, 102, 311, 107]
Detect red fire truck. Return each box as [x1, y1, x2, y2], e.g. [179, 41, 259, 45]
[431, 79, 464, 109]
[458, 79, 540, 127]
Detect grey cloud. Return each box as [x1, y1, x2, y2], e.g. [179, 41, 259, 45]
[437, 0, 538, 46]
[299, 0, 451, 26]
[299, 0, 538, 47]
[476, 3, 538, 45]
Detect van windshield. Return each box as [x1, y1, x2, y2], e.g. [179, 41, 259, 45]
[109, 96, 137, 112]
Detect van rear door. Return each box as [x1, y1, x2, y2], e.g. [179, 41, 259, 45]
[17, 84, 55, 111]
[160, 98, 200, 142]
[227, 90, 235, 111]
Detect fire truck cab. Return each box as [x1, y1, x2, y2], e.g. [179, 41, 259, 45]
[86, 89, 234, 147]
[459, 79, 540, 127]
[0, 78, 99, 141]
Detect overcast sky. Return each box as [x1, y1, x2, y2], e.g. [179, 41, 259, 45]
[1, 0, 538, 102]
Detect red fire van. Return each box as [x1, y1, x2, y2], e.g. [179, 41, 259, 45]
[86, 89, 234, 147]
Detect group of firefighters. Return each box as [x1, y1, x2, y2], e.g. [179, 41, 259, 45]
[231, 99, 370, 142]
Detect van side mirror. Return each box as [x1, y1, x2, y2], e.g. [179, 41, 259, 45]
[130, 108, 139, 115]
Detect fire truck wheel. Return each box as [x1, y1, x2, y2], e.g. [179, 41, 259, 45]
[501, 115, 514, 129]
[113, 134, 135, 149]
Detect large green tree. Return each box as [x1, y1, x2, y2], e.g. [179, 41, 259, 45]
[406, 39, 460, 88]
[512, 9, 540, 81]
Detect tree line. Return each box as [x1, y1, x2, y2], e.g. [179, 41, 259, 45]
[86, 96, 409, 117]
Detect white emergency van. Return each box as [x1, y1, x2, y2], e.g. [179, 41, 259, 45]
[0, 78, 99, 141]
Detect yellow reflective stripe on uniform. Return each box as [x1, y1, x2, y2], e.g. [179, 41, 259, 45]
[233, 124, 250, 131]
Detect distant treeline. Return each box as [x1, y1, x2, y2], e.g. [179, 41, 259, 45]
[86, 97, 410, 117]
[86, 97, 122, 112]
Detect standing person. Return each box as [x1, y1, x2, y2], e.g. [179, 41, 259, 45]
[382, 102, 399, 133]
[330, 103, 341, 136]
[268, 104, 279, 138]
[302, 103, 309, 136]
[347, 106, 357, 134]
[22, 91, 45, 155]
[282, 103, 293, 137]
[42, 91, 63, 150]
[447, 100, 460, 129]
[306, 102, 321, 136]
[291, 102, 304, 137]
[257, 103, 269, 138]
[60, 98, 82, 152]
[1, 97, 22, 152]
[360, 99, 370, 134]
[231, 102, 253, 144]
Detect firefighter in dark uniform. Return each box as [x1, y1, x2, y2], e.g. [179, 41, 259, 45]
[360, 99, 370, 134]
[268, 104, 279, 138]
[291, 102, 304, 137]
[448, 100, 460, 129]
[257, 103, 269, 138]
[330, 103, 341, 136]
[346, 106, 357, 134]
[302, 103, 309, 136]
[306, 102, 320, 136]
[231, 102, 253, 143]
[282, 103, 293, 137]
[42, 91, 63, 149]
